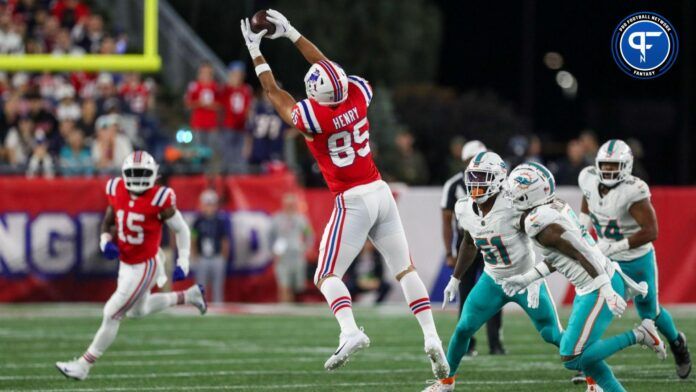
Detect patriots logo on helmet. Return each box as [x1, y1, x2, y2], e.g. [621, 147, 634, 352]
[309, 69, 321, 83]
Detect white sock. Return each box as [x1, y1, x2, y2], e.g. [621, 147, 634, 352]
[141, 292, 180, 314]
[400, 271, 438, 338]
[83, 317, 121, 366]
[320, 276, 359, 334]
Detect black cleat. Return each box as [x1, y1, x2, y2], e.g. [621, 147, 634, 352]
[670, 332, 692, 379]
[489, 344, 507, 355]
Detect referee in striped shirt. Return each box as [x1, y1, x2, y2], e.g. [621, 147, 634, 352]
[441, 140, 505, 356]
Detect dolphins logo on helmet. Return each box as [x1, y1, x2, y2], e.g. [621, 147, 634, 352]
[505, 162, 556, 211]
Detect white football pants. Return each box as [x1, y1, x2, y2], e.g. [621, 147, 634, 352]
[314, 180, 412, 284]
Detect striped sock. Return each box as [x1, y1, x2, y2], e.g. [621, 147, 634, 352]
[400, 271, 437, 338]
[79, 351, 98, 367]
[320, 276, 359, 334]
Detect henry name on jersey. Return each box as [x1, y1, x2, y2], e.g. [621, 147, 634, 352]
[578, 166, 652, 261]
[332, 107, 359, 129]
[454, 195, 536, 283]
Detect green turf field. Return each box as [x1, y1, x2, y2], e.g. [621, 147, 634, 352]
[1, 304, 695, 391]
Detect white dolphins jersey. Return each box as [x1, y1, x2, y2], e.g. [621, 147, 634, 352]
[455, 195, 536, 284]
[525, 199, 613, 295]
[578, 166, 653, 261]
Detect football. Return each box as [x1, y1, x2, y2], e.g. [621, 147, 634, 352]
[250, 10, 276, 35]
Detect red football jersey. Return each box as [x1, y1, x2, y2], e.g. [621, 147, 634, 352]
[291, 75, 381, 195]
[220, 84, 253, 130]
[185, 81, 219, 130]
[105, 177, 176, 264]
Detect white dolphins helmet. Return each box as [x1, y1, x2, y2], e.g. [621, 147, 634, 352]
[304, 60, 348, 106]
[122, 151, 159, 193]
[461, 140, 486, 162]
[464, 151, 507, 204]
[506, 162, 556, 211]
[595, 139, 633, 187]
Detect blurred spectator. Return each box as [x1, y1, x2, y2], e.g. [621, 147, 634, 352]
[579, 129, 599, 163]
[382, 129, 429, 184]
[185, 62, 220, 165]
[55, 84, 81, 122]
[119, 73, 152, 116]
[51, 27, 84, 55]
[220, 61, 252, 172]
[4, 116, 35, 167]
[73, 14, 104, 53]
[554, 139, 588, 185]
[0, 11, 24, 54]
[95, 73, 124, 115]
[506, 134, 544, 168]
[52, 0, 90, 29]
[79, 98, 97, 136]
[526, 135, 543, 164]
[270, 193, 314, 303]
[59, 126, 92, 176]
[26, 128, 55, 178]
[626, 137, 650, 182]
[192, 190, 230, 304]
[247, 89, 288, 168]
[344, 241, 391, 304]
[26, 91, 61, 154]
[92, 114, 132, 172]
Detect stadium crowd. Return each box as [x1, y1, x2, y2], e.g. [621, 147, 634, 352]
[0, 0, 159, 177]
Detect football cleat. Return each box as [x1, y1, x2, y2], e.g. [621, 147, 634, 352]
[669, 332, 692, 379]
[571, 371, 585, 384]
[585, 376, 603, 392]
[422, 377, 455, 392]
[55, 359, 89, 381]
[324, 328, 370, 371]
[425, 336, 450, 379]
[187, 284, 208, 315]
[634, 319, 667, 360]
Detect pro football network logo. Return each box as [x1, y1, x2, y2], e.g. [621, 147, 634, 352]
[611, 12, 678, 79]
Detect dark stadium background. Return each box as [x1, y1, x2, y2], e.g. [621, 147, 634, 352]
[170, 0, 695, 185]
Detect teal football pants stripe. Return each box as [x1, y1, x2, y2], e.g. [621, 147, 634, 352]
[446, 273, 562, 377]
[617, 249, 679, 343]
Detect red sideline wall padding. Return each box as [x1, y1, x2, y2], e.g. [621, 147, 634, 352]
[0, 173, 311, 303]
[562, 188, 696, 304]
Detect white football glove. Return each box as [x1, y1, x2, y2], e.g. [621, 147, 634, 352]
[501, 274, 531, 297]
[595, 274, 627, 317]
[526, 280, 541, 309]
[177, 257, 190, 276]
[598, 238, 630, 257]
[265, 9, 301, 42]
[442, 276, 460, 309]
[240, 18, 267, 58]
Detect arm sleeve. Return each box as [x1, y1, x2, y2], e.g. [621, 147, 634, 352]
[165, 210, 191, 260]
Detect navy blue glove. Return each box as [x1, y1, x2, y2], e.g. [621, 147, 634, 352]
[173, 266, 187, 282]
[102, 241, 120, 260]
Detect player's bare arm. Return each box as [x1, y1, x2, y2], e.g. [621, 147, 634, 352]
[627, 198, 658, 248]
[100, 205, 115, 235]
[293, 36, 329, 64]
[240, 18, 314, 141]
[535, 223, 600, 278]
[441, 209, 456, 267]
[453, 231, 478, 280]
